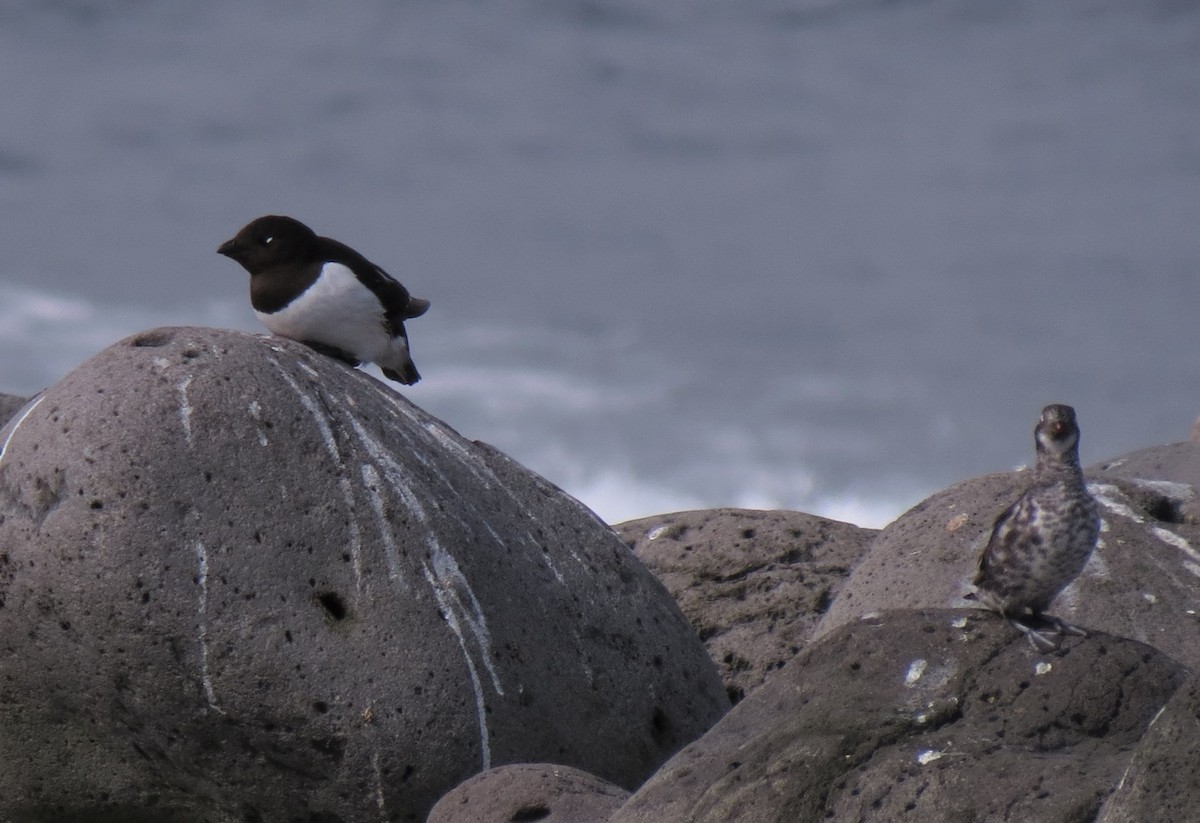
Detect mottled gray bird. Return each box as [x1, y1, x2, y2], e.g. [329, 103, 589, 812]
[969, 403, 1100, 651]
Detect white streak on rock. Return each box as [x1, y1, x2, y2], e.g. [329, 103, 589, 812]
[1130, 478, 1195, 500]
[360, 463, 403, 585]
[1152, 526, 1200, 562]
[0, 395, 45, 467]
[372, 387, 584, 579]
[1184, 561, 1200, 579]
[350, 416, 507, 738]
[298, 361, 321, 379]
[904, 659, 927, 687]
[271, 360, 365, 596]
[428, 544, 504, 695]
[194, 541, 224, 714]
[1035, 661, 1052, 676]
[371, 749, 387, 816]
[177, 376, 194, 447]
[271, 360, 340, 463]
[1082, 549, 1109, 579]
[423, 560, 493, 771]
[1088, 483, 1143, 523]
[339, 476, 364, 595]
[247, 401, 269, 447]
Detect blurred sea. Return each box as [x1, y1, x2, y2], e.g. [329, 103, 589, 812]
[1, 0, 1198, 527]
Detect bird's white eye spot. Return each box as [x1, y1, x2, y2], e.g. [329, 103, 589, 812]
[261, 235, 274, 246]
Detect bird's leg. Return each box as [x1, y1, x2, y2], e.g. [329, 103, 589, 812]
[301, 340, 361, 367]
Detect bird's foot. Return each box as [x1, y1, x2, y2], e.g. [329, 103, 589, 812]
[1010, 613, 1087, 653]
[301, 340, 361, 367]
[1044, 614, 1088, 638]
[1009, 618, 1062, 653]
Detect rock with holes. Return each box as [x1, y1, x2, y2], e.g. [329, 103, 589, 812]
[0, 326, 728, 823]
[811, 453, 1200, 669]
[610, 608, 1187, 823]
[614, 509, 877, 703]
[426, 763, 628, 823]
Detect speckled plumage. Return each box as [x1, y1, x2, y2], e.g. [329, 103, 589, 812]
[971, 404, 1100, 649]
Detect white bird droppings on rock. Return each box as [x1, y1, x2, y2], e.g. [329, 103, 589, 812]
[904, 659, 928, 687]
[247, 401, 269, 447]
[917, 749, 945, 765]
[176, 376, 194, 448]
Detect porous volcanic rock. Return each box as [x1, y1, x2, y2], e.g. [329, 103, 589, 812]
[611, 608, 1187, 823]
[615, 509, 876, 702]
[0, 392, 29, 426]
[812, 450, 1200, 669]
[426, 763, 628, 823]
[1096, 677, 1200, 822]
[0, 326, 727, 823]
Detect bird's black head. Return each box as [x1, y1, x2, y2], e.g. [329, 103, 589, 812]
[1035, 403, 1080, 456]
[217, 215, 318, 275]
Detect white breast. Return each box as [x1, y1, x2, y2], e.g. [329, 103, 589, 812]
[257, 263, 391, 363]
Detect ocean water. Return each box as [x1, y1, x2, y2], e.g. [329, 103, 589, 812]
[1, 0, 1197, 528]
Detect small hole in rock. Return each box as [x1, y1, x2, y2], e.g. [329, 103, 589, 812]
[1145, 494, 1183, 524]
[130, 330, 172, 348]
[509, 807, 551, 823]
[317, 592, 348, 621]
[649, 706, 673, 745]
[313, 700, 329, 713]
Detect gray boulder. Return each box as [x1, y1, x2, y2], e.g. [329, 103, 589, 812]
[611, 608, 1187, 823]
[0, 326, 727, 823]
[0, 392, 30, 427]
[426, 763, 628, 823]
[813, 448, 1200, 668]
[1096, 677, 1200, 822]
[615, 509, 876, 703]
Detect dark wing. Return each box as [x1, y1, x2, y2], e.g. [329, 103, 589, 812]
[973, 495, 1032, 586]
[317, 236, 430, 329]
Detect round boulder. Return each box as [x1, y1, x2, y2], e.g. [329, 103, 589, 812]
[0, 392, 29, 427]
[427, 763, 628, 823]
[615, 508, 877, 703]
[611, 608, 1187, 823]
[1096, 676, 1200, 822]
[0, 327, 727, 822]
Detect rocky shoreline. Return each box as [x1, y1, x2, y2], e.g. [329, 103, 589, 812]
[2, 327, 1198, 822]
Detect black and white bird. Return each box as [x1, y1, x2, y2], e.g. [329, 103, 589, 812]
[968, 403, 1100, 652]
[218, 215, 430, 385]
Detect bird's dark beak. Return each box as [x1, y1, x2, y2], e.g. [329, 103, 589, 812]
[217, 238, 240, 258]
